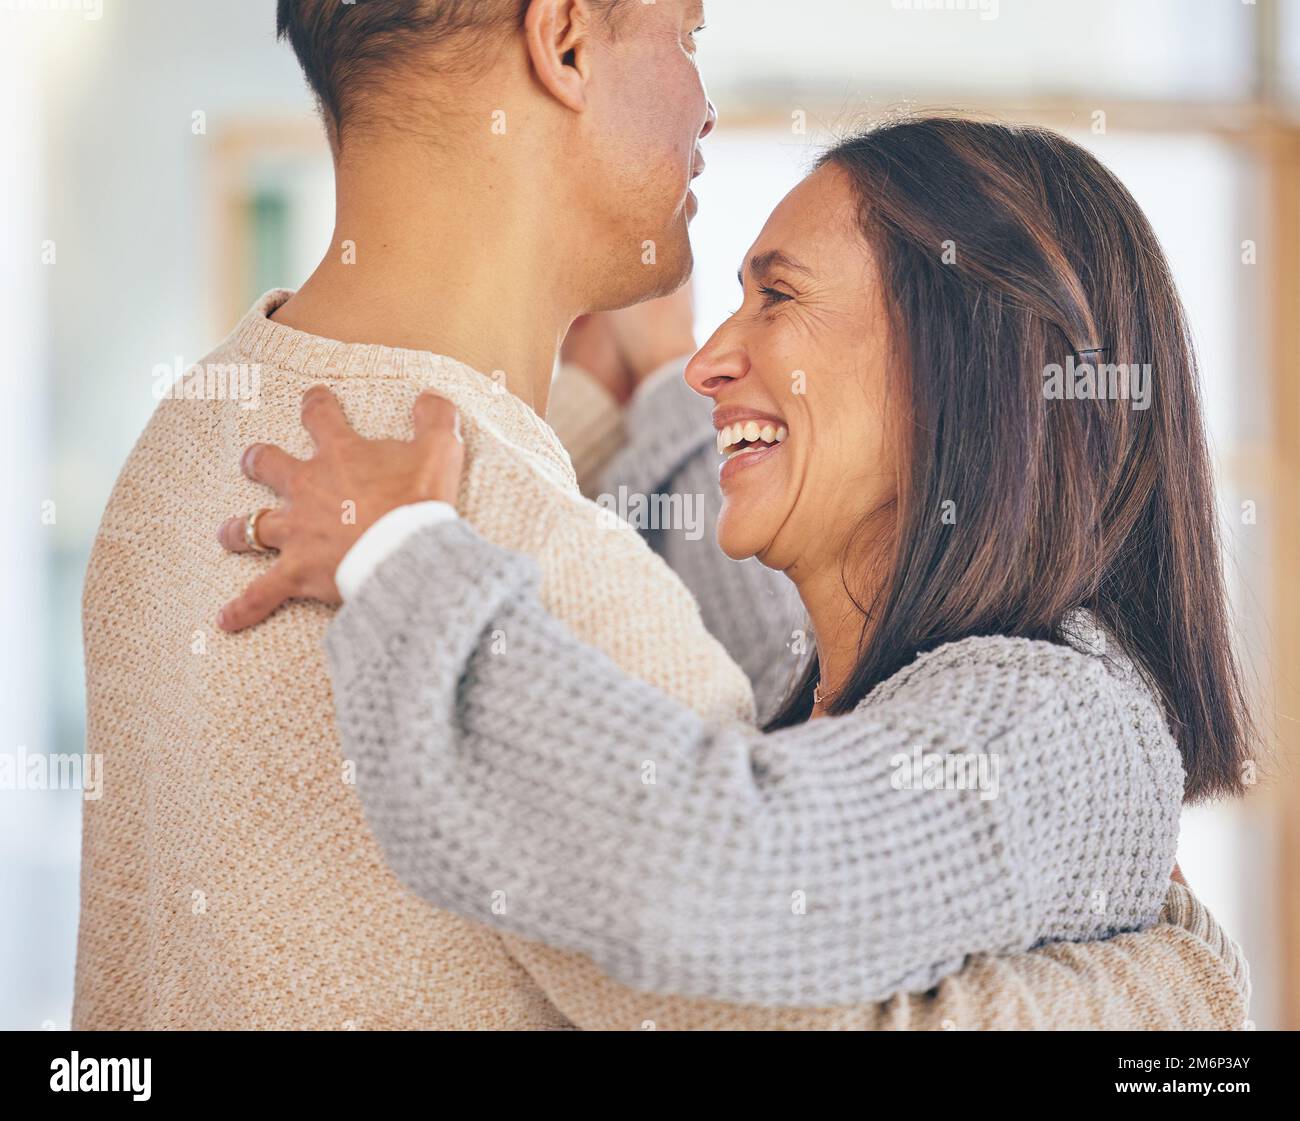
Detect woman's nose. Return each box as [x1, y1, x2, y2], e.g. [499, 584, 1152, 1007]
[685, 327, 747, 399]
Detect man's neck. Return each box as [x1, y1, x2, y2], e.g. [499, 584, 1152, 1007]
[272, 141, 581, 417]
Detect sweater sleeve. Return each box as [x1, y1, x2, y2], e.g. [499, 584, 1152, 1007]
[589, 360, 806, 722]
[326, 519, 1180, 1008]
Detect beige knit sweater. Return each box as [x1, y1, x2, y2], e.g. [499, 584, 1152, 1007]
[75, 291, 1249, 1029]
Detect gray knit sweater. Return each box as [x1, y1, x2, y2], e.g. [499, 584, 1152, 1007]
[326, 518, 1185, 1008]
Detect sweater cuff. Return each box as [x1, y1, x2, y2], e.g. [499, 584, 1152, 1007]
[335, 501, 459, 601]
[328, 519, 537, 677]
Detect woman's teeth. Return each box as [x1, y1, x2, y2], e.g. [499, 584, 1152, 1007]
[716, 421, 789, 459]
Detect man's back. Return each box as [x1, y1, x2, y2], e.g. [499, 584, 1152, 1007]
[74, 291, 755, 1029]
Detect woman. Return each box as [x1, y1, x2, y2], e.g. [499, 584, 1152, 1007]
[218, 118, 1252, 1008]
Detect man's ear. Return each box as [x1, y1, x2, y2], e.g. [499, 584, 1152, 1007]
[524, 0, 598, 113]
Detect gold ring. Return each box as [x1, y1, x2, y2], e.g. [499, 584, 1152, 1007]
[244, 508, 273, 553]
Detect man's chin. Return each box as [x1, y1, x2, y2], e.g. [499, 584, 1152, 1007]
[651, 235, 694, 299]
[593, 243, 693, 313]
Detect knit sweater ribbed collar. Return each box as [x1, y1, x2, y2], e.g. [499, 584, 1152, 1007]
[230, 289, 576, 492]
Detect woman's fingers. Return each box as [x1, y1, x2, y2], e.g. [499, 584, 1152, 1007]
[242, 443, 301, 495]
[301, 385, 355, 448]
[217, 515, 249, 554]
[217, 509, 287, 555]
[411, 393, 465, 505]
[217, 564, 298, 632]
[412, 392, 460, 442]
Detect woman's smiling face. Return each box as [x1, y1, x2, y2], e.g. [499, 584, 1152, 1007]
[685, 163, 899, 578]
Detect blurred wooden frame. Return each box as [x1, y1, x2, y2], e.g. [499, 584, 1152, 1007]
[210, 118, 331, 333]
[209, 90, 1300, 1028]
[1261, 123, 1300, 1034]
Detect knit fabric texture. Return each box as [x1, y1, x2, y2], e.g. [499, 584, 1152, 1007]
[327, 518, 1188, 1007]
[545, 363, 626, 498]
[76, 296, 1247, 1028]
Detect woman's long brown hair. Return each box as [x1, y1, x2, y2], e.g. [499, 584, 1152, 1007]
[767, 116, 1253, 804]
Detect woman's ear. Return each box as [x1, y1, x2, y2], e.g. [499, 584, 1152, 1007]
[524, 0, 596, 113]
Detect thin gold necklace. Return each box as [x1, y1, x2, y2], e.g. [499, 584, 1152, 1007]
[813, 679, 842, 705]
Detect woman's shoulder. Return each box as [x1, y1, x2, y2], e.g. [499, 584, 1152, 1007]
[861, 628, 1117, 711]
[859, 625, 1184, 788]
[850, 627, 1183, 936]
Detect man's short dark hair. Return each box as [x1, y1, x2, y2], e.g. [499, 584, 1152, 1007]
[277, 1, 623, 147]
[276, 0, 524, 144]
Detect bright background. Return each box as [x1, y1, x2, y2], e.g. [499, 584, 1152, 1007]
[2, 0, 1297, 1030]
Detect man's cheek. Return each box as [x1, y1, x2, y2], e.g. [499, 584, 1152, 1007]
[632, 50, 703, 147]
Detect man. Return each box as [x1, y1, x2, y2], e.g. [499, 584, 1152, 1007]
[75, 0, 1246, 1029]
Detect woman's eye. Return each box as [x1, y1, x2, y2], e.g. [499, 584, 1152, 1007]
[759, 286, 793, 308]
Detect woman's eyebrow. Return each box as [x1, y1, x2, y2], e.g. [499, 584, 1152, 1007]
[738, 249, 814, 287]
